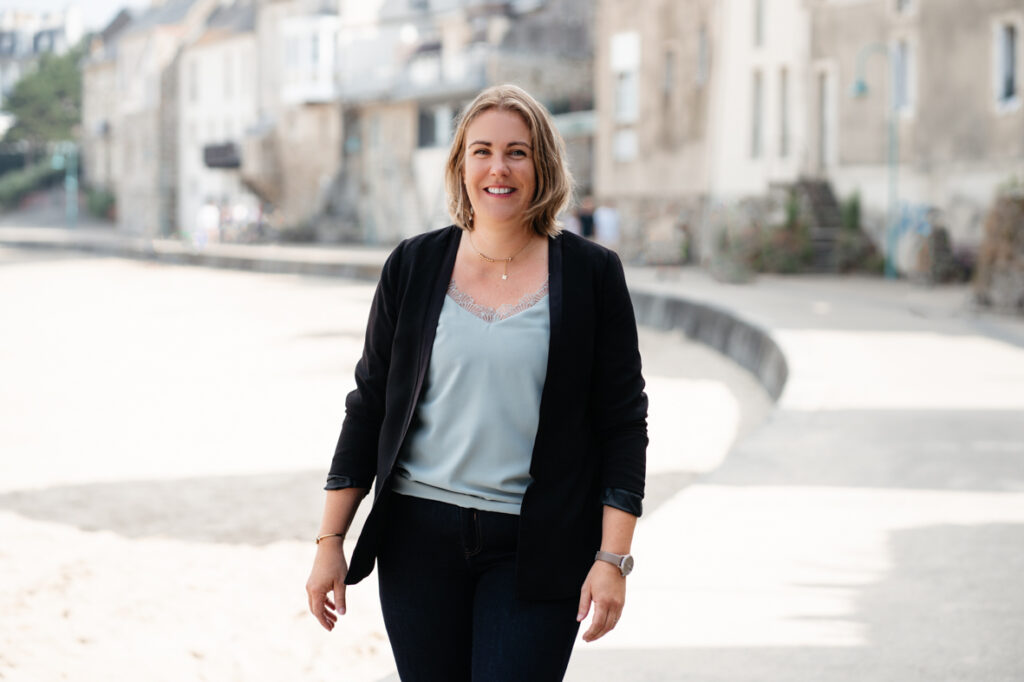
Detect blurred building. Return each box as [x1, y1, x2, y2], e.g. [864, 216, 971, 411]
[329, 0, 595, 244]
[111, 0, 221, 237]
[81, 0, 594, 243]
[81, 10, 133, 193]
[595, 0, 1024, 267]
[177, 1, 260, 242]
[0, 5, 84, 109]
[808, 0, 1024, 268]
[238, 0, 343, 235]
[594, 0, 716, 261]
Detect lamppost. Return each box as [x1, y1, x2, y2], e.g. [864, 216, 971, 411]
[851, 42, 899, 279]
[50, 140, 79, 229]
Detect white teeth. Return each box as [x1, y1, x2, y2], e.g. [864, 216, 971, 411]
[486, 187, 513, 195]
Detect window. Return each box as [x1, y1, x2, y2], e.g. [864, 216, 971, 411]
[895, 0, 913, 13]
[311, 33, 320, 76]
[663, 49, 675, 97]
[285, 37, 299, 73]
[817, 69, 834, 170]
[661, 48, 678, 144]
[997, 22, 1019, 104]
[417, 105, 452, 147]
[613, 129, 638, 162]
[188, 60, 198, 103]
[697, 26, 708, 87]
[779, 67, 789, 158]
[615, 71, 639, 122]
[892, 39, 913, 113]
[611, 32, 640, 123]
[418, 108, 435, 147]
[224, 53, 232, 98]
[611, 31, 640, 162]
[754, 0, 764, 48]
[751, 70, 762, 158]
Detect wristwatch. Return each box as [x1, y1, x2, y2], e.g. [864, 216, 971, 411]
[594, 550, 635, 577]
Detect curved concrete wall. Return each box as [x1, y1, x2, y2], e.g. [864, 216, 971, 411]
[630, 290, 788, 401]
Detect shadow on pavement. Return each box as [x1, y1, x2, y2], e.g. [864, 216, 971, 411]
[0, 470, 698, 545]
[705, 409, 1024, 492]
[567, 522, 1024, 681]
[0, 470, 334, 545]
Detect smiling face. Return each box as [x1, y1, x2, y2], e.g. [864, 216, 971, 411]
[462, 108, 536, 232]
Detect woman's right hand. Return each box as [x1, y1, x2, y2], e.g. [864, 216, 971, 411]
[306, 540, 349, 631]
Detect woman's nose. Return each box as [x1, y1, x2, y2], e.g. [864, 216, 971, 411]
[489, 155, 510, 175]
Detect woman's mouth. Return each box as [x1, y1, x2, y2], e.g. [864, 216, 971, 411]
[485, 187, 515, 196]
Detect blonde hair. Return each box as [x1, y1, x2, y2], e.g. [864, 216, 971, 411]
[445, 84, 573, 237]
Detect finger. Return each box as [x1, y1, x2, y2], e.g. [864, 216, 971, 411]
[605, 608, 621, 633]
[583, 603, 609, 642]
[309, 592, 331, 630]
[577, 583, 592, 623]
[596, 601, 625, 640]
[334, 581, 347, 616]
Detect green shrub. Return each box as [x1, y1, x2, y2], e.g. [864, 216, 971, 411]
[841, 192, 861, 232]
[276, 221, 317, 243]
[0, 161, 63, 210]
[86, 187, 116, 220]
[751, 223, 814, 273]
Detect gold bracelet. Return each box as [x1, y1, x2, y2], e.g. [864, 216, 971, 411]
[315, 532, 345, 545]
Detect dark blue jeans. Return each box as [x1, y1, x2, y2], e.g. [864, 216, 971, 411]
[377, 493, 581, 682]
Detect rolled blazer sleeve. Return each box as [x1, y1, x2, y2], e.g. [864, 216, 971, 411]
[324, 246, 404, 490]
[592, 250, 648, 508]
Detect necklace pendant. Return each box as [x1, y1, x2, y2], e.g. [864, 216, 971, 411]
[501, 273, 509, 280]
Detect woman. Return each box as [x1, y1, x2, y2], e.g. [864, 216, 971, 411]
[306, 84, 647, 681]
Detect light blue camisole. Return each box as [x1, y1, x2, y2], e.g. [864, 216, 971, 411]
[391, 278, 550, 515]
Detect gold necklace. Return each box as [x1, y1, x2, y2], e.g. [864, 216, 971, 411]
[467, 232, 534, 280]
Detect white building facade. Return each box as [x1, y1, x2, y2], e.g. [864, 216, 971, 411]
[177, 3, 260, 241]
[706, 0, 812, 199]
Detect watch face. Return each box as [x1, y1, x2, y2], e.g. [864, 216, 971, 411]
[622, 555, 635, 576]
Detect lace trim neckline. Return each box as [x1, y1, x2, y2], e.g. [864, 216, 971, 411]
[446, 277, 550, 323]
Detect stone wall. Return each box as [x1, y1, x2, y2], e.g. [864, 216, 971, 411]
[974, 194, 1024, 314]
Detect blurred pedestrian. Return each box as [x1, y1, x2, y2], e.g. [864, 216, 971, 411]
[578, 194, 596, 239]
[594, 200, 620, 249]
[195, 198, 219, 249]
[306, 84, 648, 682]
[562, 208, 582, 235]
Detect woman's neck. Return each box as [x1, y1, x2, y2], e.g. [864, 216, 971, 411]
[469, 222, 538, 257]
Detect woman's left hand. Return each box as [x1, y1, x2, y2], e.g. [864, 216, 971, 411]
[577, 560, 626, 642]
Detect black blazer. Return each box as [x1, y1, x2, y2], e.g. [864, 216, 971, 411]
[328, 225, 647, 600]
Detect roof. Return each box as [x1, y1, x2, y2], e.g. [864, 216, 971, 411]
[205, 1, 255, 34]
[190, 1, 255, 47]
[123, 0, 197, 34]
[100, 8, 134, 44]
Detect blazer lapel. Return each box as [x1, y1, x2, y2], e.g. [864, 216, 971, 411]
[413, 226, 460, 402]
[546, 232, 564, 366]
[529, 233, 563, 473]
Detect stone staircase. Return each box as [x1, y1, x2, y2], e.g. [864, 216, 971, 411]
[794, 178, 842, 272]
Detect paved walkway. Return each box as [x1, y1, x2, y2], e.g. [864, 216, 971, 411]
[2, 218, 1023, 681]
[571, 269, 1024, 681]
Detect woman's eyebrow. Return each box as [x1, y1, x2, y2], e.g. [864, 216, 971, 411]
[468, 140, 532, 148]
